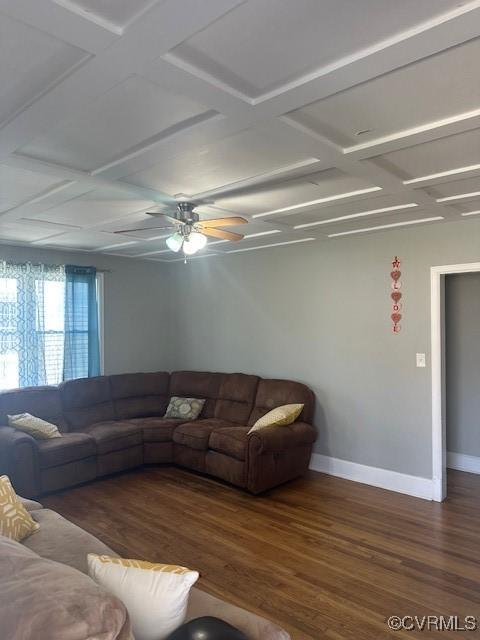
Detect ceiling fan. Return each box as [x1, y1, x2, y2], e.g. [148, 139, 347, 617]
[115, 201, 247, 257]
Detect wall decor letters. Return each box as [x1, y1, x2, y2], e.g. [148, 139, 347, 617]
[390, 256, 402, 333]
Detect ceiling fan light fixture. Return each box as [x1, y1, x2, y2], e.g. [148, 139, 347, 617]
[118, 202, 244, 255]
[166, 232, 183, 252]
[183, 231, 207, 255]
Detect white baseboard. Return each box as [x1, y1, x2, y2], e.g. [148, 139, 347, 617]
[447, 451, 480, 474]
[309, 453, 434, 500]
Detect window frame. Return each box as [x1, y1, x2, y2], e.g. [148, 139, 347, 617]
[0, 266, 105, 390]
[96, 272, 105, 376]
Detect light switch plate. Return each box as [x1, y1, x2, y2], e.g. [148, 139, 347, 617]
[416, 353, 426, 368]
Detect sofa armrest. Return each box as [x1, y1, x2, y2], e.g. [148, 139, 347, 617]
[0, 426, 41, 497]
[248, 421, 317, 455]
[19, 496, 43, 511]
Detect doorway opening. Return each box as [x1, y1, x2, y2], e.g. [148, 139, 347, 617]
[431, 262, 480, 501]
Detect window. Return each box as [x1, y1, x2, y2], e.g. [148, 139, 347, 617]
[0, 262, 102, 390]
[0, 277, 20, 390]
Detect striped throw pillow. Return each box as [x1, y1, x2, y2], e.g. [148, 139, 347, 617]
[0, 475, 39, 541]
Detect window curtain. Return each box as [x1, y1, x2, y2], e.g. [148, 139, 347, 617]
[0, 261, 65, 388]
[63, 265, 100, 381]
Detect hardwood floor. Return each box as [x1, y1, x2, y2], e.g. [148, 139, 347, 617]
[43, 468, 480, 639]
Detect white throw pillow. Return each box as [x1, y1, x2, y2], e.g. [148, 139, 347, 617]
[8, 413, 61, 439]
[87, 554, 199, 640]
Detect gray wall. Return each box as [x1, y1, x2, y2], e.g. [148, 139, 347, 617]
[0, 244, 173, 375]
[170, 218, 480, 479]
[446, 272, 480, 457]
[4, 216, 480, 480]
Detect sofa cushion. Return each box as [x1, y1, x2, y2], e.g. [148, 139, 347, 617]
[248, 378, 315, 425]
[0, 535, 132, 640]
[173, 419, 235, 451]
[110, 372, 170, 419]
[84, 421, 143, 455]
[60, 376, 115, 429]
[37, 433, 96, 469]
[20, 496, 43, 511]
[209, 427, 250, 461]
[128, 417, 183, 443]
[24, 508, 118, 574]
[169, 371, 223, 418]
[0, 386, 68, 432]
[214, 373, 259, 424]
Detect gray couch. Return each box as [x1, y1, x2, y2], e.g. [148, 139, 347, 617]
[0, 496, 290, 640]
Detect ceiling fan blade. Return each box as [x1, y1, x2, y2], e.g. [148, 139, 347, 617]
[114, 225, 176, 234]
[145, 213, 179, 224]
[199, 216, 247, 228]
[202, 227, 244, 241]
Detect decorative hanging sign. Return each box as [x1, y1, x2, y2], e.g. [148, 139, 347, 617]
[390, 256, 402, 333]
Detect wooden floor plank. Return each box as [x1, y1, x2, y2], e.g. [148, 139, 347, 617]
[43, 468, 480, 639]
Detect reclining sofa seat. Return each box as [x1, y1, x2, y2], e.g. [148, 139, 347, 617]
[0, 386, 97, 496]
[108, 371, 177, 464]
[0, 370, 317, 497]
[60, 376, 144, 478]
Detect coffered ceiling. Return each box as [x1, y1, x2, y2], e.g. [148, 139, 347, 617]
[0, 0, 480, 262]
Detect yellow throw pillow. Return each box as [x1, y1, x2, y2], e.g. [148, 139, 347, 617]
[88, 555, 199, 640]
[248, 403, 304, 434]
[0, 475, 39, 541]
[8, 413, 62, 440]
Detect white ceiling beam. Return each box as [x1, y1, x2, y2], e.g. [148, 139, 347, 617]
[0, 0, 119, 53]
[344, 113, 480, 160]
[2, 0, 474, 216]
[0, 0, 477, 254]
[0, 154, 177, 224]
[403, 165, 480, 188]
[141, 57, 254, 121]
[276, 116, 461, 223]
[93, 4, 480, 191]
[6, 154, 175, 204]
[133, 1, 480, 120]
[96, 80, 480, 187]
[91, 111, 221, 177]
[0, 0, 245, 164]
[95, 110, 329, 190]
[0, 183, 96, 223]
[278, 116, 407, 192]
[252, 4, 480, 117]
[94, 113, 252, 183]
[190, 159, 324, 202]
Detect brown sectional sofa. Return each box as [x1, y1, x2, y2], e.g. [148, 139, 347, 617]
[0, 370, 316, 498]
